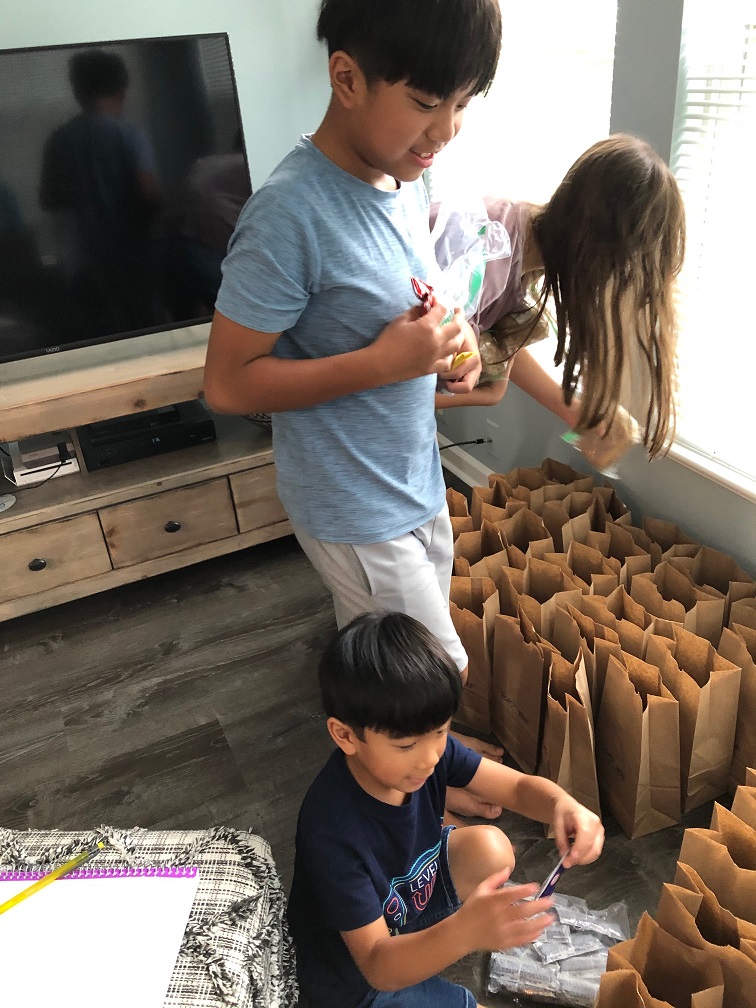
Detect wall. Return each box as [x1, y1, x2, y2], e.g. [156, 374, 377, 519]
[0, 0, 328, 188]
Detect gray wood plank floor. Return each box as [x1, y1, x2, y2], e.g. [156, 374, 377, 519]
[0, 535, 716, 1006]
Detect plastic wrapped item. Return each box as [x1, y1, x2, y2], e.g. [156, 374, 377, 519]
[534, 932, 605, 964]
[552, 896, 631, 943]
[562, 405, 640, 475]
[489, 893, 631, 1006]
[429, 198, 511, 321]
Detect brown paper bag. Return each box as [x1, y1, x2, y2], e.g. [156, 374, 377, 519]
[592, 484, 631, 522]
[717, 626, 756, 792]
[689, 545, 755, 605]
[635, 562, 727, 647]
[678, 820, 756, 925]
[596, 968, 722, 1008]
[596, 971, 666, 1008]
[730, 599, 756, 632]
[539, 649, 600, 817]
[656, 883, 756, 1007]
[608, 910, 725, 1008]
[675, 861, 756, 944]
[591, 636, 625, 716]
[523, 555, 585, 603]
[643, 516, 698, 553]
[448, 577, 498, 735]
[527, 476, 596, 514]
[492, 508, 551, 553]
[539, 456, 588, 484]
[731, 784, 756, 830]
[710, 803, 756, 868]
[539, 588, 584, 642]
[446, 487, 469, 519]
[595, 652, 681, 837]
[567, 539, 621, 589]
[490, 610, 550, 773]
[645, 629, 741, 811]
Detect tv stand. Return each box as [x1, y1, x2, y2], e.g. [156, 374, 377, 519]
[0, 328, 292, 622]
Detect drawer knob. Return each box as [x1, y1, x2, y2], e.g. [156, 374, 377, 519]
[28, 558, 47, 572]
[164, 520, 182, 533]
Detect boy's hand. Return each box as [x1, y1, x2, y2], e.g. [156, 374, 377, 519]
[373, 302, 467, 382]
[437, 319, 482, 393]
[552, 796, 604, 867]
[457, 868, 555, 953]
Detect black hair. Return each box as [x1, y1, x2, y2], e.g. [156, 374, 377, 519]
[69, 49, 129, 107]
[319, 611, 462, 738]
[317, 0, 502, 100]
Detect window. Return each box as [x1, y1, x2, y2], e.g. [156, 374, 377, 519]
[427, 0, 618, 204]
[670, 1, 756, 483]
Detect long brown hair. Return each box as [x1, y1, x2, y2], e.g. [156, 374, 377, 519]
[531, 134, 686, 457]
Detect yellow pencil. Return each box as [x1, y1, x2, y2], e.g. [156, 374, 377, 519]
[0, 840, 106, 915]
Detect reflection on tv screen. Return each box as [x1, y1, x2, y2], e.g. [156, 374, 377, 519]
[0, 33, 252, 364]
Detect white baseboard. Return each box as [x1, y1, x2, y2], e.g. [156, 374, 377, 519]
[437, 433, 493, 488]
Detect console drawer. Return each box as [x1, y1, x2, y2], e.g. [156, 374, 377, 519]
[229, 464, 289, 533]
[100, 479, 237, 568]
[0, 514, 112, 603]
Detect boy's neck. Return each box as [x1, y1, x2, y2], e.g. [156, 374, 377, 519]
[344, 753, 409, 807]
[312, 107, 399, 192]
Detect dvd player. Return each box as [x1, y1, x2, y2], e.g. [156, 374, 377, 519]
[77, 400, 217, 471]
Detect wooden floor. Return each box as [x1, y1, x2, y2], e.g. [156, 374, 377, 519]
[0, 534, 716, 1006]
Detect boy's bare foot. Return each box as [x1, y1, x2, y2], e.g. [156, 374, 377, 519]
[451, 729, 504, 761]
[443, 782, 504, 822]
[446, 786, 503, 822]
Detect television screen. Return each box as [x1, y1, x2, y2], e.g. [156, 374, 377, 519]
[0, 34, 251, 365]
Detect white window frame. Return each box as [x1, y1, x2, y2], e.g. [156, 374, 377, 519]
[611, 0, 756, 501]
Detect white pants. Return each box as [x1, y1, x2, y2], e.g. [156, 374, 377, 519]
[292, 505, 468, 673]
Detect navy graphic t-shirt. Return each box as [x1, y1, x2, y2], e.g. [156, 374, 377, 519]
[287, 736, 481, 1007]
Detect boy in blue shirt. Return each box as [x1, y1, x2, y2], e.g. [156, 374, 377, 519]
[288, 612, 605, 1008]
[204, 1, 506, 816]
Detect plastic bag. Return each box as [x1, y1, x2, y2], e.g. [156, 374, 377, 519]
[429, 198, 511, 321]
[489, 892, 632, 1006]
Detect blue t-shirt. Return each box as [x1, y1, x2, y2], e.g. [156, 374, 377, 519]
[215, 136, 446, 543]
[287, 736, 482, 1007]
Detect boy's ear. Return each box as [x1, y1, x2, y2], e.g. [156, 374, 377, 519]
[328, 50, 366, 109]
[327, 716, 361, 755]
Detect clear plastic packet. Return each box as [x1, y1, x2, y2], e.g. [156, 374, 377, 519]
[488, 947, 561, 997]
[556, 899, 631, 943]
[429, 198, 511, 321]
[558, 970, 607, 1006]
[489, 893, 631, 1006]
[534, 931, 605, 964]
[533, 922, 573, 948]
[557, 949, 609, 974]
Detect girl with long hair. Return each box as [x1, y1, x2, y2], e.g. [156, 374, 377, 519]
[436, 134, 686, 465]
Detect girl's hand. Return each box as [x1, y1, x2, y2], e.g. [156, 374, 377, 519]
[552, 796, 604, 867]
[437, 319, 482, 393]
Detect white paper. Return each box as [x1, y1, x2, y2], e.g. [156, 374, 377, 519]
[0, 867, 200, 1008]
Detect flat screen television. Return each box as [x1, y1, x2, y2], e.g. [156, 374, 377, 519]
[0, 33, 252, 365]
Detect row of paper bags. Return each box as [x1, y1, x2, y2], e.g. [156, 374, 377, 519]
[596, 770, 756, 1007]
[446, 461, 756, 838]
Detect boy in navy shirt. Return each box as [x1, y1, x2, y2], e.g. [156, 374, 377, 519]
[288, 613, 605, 1007]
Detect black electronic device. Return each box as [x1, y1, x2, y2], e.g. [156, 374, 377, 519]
[76, 400, 216, 471]
[0, 33, 251, 366]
